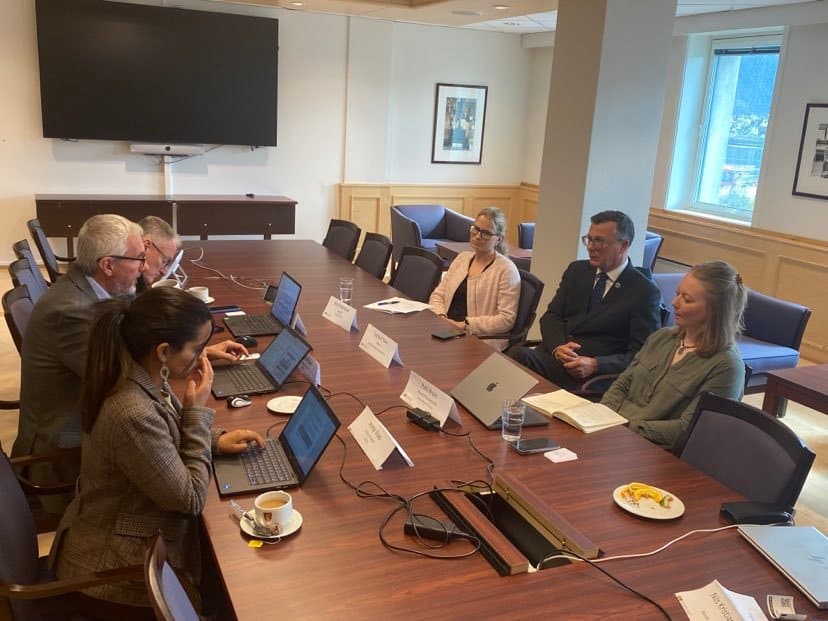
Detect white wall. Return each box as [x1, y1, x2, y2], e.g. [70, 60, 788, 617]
[752, 22, 828, 239]
[386, 23, 530, 183]
[0, 0, 538, 263]
[522, 46, 554, 184]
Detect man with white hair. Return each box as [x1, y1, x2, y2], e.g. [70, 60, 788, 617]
[13, 214, 147, 499]
[137, 214, 180, 290]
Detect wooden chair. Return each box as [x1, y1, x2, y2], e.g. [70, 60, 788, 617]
[354, 232, 392, 280]
[389, 246, 443, 303]
[27, 218, 74, 284]
[0, 450, 143, 621]
[322, 219, 361, 262]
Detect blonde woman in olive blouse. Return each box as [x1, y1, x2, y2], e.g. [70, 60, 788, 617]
[601, 261, 747, 449]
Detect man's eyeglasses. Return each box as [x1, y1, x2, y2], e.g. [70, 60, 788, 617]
[470, 224, 498, 240]
[581, 235, 617, 249]
[97, 253, 147, 266]
[148, 240, 174, 269]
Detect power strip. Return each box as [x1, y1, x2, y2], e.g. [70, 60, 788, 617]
[406, 408, 441, 431]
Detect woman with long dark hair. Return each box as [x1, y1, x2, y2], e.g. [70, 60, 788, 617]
[51, 287, 262, 615]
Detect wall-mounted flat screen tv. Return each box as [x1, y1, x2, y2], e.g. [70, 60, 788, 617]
[35, 0, 278, 147]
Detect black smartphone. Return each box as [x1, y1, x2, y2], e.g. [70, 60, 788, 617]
[431, 328, 465, 340]
[509, 438, 559, 454]
[209, 305, 241, 314]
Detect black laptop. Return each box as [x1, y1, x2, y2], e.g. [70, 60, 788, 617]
[211, 325, 311, 398]
[213, 385, 341, 496]
[223, 271, 301, 337]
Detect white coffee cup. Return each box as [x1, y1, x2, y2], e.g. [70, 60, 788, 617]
[186, 286, 210, 302]
[254, 490, 292, 535]
[153, 278, 181, 289]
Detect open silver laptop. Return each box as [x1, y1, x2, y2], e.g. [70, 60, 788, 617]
[738, 525, 828, 609]
[450, 352, 548, 430]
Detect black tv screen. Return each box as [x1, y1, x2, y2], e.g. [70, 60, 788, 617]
[35, 0, 278, 147]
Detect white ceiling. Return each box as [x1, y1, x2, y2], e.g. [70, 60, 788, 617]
[221, 0, 819, 33]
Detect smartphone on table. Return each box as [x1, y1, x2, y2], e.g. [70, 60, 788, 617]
[509, 437, 559, 454]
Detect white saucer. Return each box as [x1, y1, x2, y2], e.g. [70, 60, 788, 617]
[267, 395, 302, 415]
[203, 296, 215, 305]
[241, 509, 303, 540]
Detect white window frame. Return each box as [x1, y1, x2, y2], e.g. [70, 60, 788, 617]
[689, 34, 782, 222]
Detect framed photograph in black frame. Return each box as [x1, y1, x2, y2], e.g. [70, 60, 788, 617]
[431, 83, 488, 164]
[792, 103, 828, 199]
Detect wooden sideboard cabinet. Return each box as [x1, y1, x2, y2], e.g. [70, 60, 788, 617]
[35, 194, 297, 255]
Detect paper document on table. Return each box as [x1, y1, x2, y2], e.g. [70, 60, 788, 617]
[676, 579, 768, 621]
[521, 390, 626, 433]
[364, 297, 431, 314]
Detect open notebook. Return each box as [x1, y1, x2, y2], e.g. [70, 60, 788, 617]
[521, 390, 627, 433]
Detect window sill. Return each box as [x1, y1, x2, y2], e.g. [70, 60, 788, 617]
[669, 207, 752, 227]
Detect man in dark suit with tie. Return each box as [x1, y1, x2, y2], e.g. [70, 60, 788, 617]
[508, 211, 661, 389]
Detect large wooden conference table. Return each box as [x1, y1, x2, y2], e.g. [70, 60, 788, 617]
[188, 240, 824, 621]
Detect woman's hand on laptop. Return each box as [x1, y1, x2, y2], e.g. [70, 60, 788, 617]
[206, 340, 249, 362]
[217, 428, 266, 454]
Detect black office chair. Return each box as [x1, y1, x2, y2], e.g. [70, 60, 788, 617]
[389, 246, 443, 303]
[11, 240, 50, 296]
[479, 269, 545, 349]
[2, 284, 34, 356]
[517, 222, 535, 250]
[322, 219, 361, 262]
[354, 232, 392, 280]
[27, 218, 74, 284]
[8, 258, 48, 304]
[144, 534, 202, 621]
[673, 392, 815, 518]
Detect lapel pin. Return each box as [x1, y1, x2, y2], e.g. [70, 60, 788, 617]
[614, 282, 621, 288]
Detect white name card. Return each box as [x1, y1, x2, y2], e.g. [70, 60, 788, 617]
[400, 370, 460, 427]
[322, 296, 358, 332]
[348, 407, 413, 470]
[297, 352, 321, 386]
[359, 323, 403, 368]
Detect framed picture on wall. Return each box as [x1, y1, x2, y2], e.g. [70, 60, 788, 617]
[792, 103, 828, 199]
[431, 83, 488, 164]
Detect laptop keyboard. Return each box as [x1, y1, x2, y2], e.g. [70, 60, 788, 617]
[237, 314, 280, 333]
[240, 439, 292, 485]
[227, 365, 272, 393]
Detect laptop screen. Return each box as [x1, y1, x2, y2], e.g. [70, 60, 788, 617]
[270, 272, 301, 327]
[280, 386, 340, 479]
[258, 326, 311, 387]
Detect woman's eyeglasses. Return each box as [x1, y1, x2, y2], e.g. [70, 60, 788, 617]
[470, 224, 497, 240]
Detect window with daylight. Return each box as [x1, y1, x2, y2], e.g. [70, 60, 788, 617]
[692, 37, 781, 221]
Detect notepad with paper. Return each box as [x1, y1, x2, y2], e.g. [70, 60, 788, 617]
[521, 390, 627, 433]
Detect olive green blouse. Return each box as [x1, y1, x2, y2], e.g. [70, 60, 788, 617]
[601, 327, 744, 449]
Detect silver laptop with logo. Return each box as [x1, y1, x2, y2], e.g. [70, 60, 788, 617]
[738, 525, 828, 609]
[450, 352, 548, 429]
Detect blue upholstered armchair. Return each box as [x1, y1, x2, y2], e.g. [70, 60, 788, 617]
[390, 204, 474, 264]
[652, 273, 812, 396]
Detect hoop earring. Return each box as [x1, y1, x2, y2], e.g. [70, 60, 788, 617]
[160, 363, 171, 397]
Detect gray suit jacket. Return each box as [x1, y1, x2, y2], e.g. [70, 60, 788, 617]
[13, 263, 101, 460]
[51, 365, 216, 607]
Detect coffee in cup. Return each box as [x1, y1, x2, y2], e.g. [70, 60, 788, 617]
[254, 490, 292, 534]
[186, 286, 210, 302]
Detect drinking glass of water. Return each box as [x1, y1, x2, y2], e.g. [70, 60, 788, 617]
[339, 277, 354, 306]
[501, 400, 525, 442]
